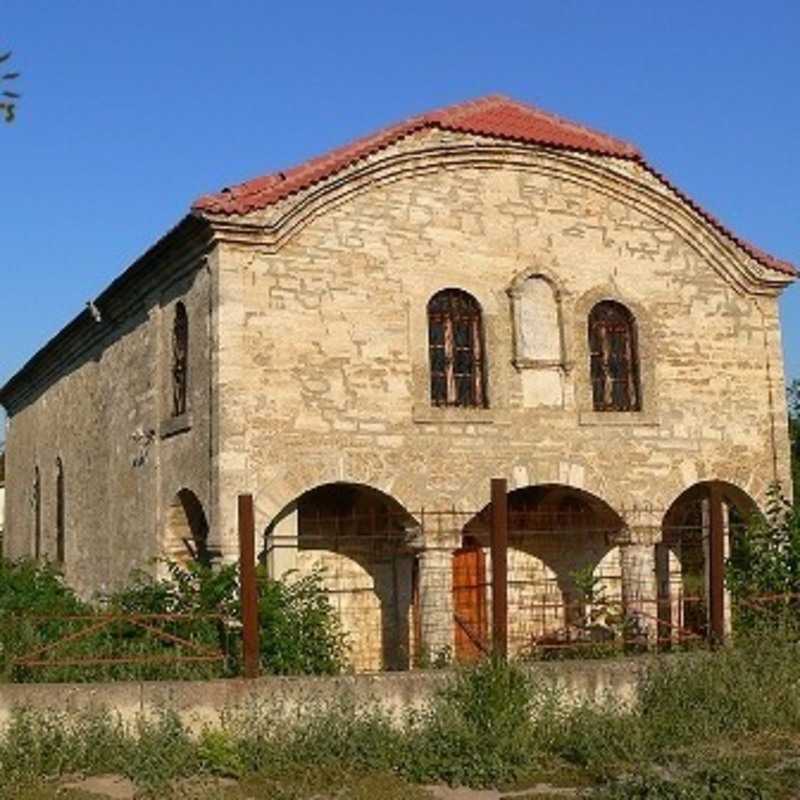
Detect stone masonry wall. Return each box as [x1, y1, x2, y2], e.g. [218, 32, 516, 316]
[207, 129, 792, 667]
[213, 129, 792, 547]
[3, 261, 214, 597]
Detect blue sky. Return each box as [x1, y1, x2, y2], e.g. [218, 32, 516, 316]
[2, 0, 798, 441]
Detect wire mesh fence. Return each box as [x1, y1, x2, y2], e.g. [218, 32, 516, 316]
[0, 484, 759, 682]
[260, 490, 746, 671]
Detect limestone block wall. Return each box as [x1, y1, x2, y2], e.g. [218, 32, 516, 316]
[212, 128, 792, 557]
[2, 261, 214, 597]
[295, 549, 414, 672]
[506, 537, 623, 654]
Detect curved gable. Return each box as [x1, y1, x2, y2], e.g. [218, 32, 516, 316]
[193, 95, 796, 285]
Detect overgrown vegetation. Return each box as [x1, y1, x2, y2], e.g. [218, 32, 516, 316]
[0, 558, 348, 682]
[5, 637, 800, 798]
[726, 485, 800, 631]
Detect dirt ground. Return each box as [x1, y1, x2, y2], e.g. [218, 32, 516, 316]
[5, 773, 584, 800]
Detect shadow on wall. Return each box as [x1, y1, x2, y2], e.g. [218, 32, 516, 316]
[264, 483, 420, 672]
[164, 488, 210, 567]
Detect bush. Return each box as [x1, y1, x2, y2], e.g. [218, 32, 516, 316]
[257, 566, 348, 675]
[726, 485, 800, 630]
[0, 559, 89, 680]
[0, 558, 348, 681]
[404, 657, 541, 787]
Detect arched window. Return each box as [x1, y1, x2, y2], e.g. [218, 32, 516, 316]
[427, 289, 486, 407]
[588, 301, 640, 412]
[172, 302, 188, 417]
[33, 467, 41, 560]
[55, 458, 65, 566]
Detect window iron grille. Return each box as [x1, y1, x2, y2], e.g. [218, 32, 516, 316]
[428, 289, 487, 408]
[588, 301, 640, 412]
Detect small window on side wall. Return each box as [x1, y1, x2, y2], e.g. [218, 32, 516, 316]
[172, 303, 188, 417]
[427, 289, 487, 408]
[588, 301, 641, 412]
[33, 466, 41, 560]
[55, 458, 65, 566]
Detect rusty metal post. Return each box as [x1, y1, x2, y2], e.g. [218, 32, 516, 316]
[490, 478, 508, 660]
[238, 494, 260, 678]
[708, 482, 725, 646]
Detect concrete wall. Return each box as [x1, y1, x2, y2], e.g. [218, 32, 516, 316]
[2, 260, 214, 596]
[0, 658, 644, 733]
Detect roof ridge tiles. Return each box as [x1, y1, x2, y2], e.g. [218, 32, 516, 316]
[193, 94, 796, 277]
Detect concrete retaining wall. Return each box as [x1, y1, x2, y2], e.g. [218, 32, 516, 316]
[0, 658, 645, 733]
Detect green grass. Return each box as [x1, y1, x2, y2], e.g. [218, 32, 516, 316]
[3, 630, 800, 798]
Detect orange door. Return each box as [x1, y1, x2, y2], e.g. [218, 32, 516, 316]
[453, 544, 488, 662]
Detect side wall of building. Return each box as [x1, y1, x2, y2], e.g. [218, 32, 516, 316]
[2, 258, 214, 597]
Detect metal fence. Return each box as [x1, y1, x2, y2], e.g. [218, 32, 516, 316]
[251, 479, 743, 673]
[3, 612, 234, 682]
[1, 481, 750, 682]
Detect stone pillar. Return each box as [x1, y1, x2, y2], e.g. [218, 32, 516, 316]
[723, 502, 732, 636]
[656, 544, 683, 644]
[620, 538, 658, 642]
[266, 504, 298, 581]
[702, 498, 732, 637]
[417, 542, 455, 662]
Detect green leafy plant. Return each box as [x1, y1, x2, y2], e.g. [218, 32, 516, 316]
[726, 484, 800, 630]
[405, 658, 539, 787]
[257, 566, 348, 675]
[0, 557, 348, 682]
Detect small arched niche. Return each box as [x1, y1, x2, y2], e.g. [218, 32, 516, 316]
[164, 489, 210, 567]
[508, 272, 565, 408]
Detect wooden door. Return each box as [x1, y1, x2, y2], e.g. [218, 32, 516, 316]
[453, 542, 488, 662]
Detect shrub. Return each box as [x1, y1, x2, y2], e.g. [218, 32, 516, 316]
[0, 558, 349, 682]
[404, 657, 541, 787]
[0, 559, 88, 680]
[726, 485, 800, 630]
[257, 566, 348, 675]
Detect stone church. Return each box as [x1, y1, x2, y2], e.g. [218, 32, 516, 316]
[0, 96, 795, 670]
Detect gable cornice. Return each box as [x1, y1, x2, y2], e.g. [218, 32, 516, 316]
[199, 137, 794, 297]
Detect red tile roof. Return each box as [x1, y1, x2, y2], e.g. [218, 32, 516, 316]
[193, 95, 796, 277]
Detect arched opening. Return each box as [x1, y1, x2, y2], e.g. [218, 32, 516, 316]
[264, 483, 421, 672]
[660, 481, 758, 642]
[164, 489, 210, 567]
[461, 484, 626, 659]
[427, 288, 487, 408]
